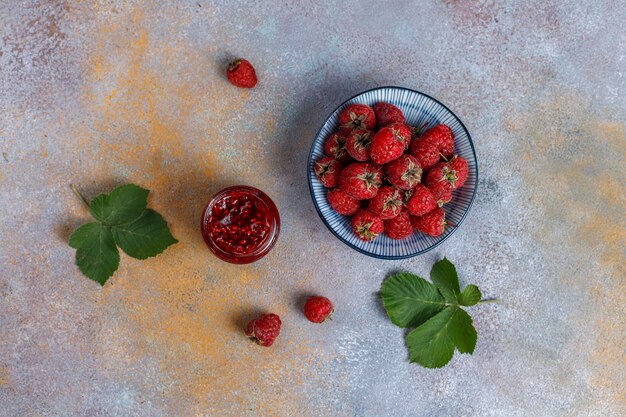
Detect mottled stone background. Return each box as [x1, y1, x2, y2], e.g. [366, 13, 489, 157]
[1, 1, 624, 416]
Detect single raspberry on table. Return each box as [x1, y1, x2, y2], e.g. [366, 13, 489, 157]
[226, 59, 257, 88]
[369, 123, 412, 164]
[323, 132, 351, 163]
[420, 124, 455, 157]
[245, 313, 281, 347]
[368, 186, 404, 220]
[406, 184, 437, 216]
[303, 296, 334, 323]
[409, 139, 441, 171]
[345, 129, 374, 162]
[314, 157, 343, 188]
[411, 207, 446, 237]
[351, 209, 384, 241]
[385, 209, 413, 240]
[384, 154, 422, 190]
[327, 188, 360, 216]
[339, 163, 382, 200]
[374, 102, 405, 127]
[338, 104, 376, 132]
[448, 156, 469, 188]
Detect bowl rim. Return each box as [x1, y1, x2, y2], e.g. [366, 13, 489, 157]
[307, 86, 478, 260]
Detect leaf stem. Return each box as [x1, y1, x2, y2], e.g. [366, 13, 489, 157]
[478, 297, 499, 304]
[70, 184, 90, 208]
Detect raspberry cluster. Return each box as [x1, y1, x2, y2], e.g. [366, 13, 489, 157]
[314, 102, 469, 241]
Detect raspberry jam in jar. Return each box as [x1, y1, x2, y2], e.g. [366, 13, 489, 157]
[201, 186, 280, 264]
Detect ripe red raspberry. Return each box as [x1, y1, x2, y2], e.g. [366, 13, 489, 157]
[368, 186, 403, 219]
[339, 163, 382, 200]
[327, 188, 360, 216]
[245, 313, 281, 347]
[409, 139, 440, 171]
[389, 122, 413, 150]
[373, 102, 405, 127]
[338, 104, 376, 131]
[384, 209, 413, 240]
[406, 184, 437, 216]
[421, 124, 455, 157]
[226, 59, 257, 88]
[369, 123, 411, 164]
[448, 156, 469, 188]
[426, 179, 453, 205]
[351, 209, 384, 241]
[437, 188, 453, 205]
[411, 207, 446, 237]
[425, 160, 466, 192]
[303, 296, 334, 323]
[384, 154, 422, 190]
[314, 157, 343, 188]
[345, 129, 374, 161]
[323, 132, 351, 163]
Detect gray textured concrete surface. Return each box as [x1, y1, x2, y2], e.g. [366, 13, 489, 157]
[1, 1, 624, 416]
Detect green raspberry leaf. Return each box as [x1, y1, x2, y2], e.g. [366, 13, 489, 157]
[406, 306, 477, 368]
[459, 284, 482, 306]
[430, 257, 461, 303]
[380, 272, 446, 328]
[90, 184, 149, 226]
[69, 222, 120, 285]
[449, 308, 477, 354]
[112, 209, 178, 260]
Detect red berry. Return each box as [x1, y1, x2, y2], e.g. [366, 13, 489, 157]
[384, 154, 422, 190]
[303, 296, 334, 323]
[412, 207, 446, 237]
[384, 209, 413, 240]
[245, 313, 281, 347]
[327, 188, 360, 216]
[427, 179, 453, 205]
[351, 209, 384, 241]
[438, 190, 453, 205]
[369, 123, 411, 164]
[339, 163, 382, 200]
[448, 156, 469, 188]
[425, 159, 466, 192]
[373, 102, 405, 127]
[323, 132, 351, 163]
[314, 157, 343, 188]
[390, 122, 413, 151]
[409, 139, 440, 171]
[406, 184, 437, 216]
[368, 186, 403, 219]
[421, 124, 454, 157]
[345, 129, 374, 161]
[226, 59, 257, 88]
[338, 104, 376, 131]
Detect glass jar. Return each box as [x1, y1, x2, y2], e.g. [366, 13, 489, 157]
[201, 185, 280, 264]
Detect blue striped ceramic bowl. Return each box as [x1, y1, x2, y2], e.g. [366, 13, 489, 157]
[307, 86, 477, 259]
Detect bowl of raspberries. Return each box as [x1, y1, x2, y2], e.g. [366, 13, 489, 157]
[308, 86, 477, 259]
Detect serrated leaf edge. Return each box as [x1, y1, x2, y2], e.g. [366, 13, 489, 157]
[111, 209, 178, 260]
[89, 184, 150, 226]
[380, 272, 447, 328]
